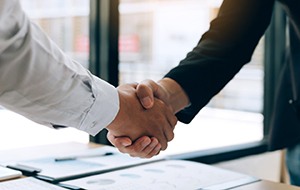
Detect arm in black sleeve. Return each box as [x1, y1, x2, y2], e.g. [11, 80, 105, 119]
[165, 0, 275, 123]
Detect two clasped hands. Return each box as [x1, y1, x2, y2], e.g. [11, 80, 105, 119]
[105, 78, 190, 158]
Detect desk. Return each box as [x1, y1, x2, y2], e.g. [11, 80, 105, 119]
[0, 142, 299, 190]
[232, 180, 300, 190]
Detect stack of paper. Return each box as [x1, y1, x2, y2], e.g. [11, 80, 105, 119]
[60, 160, 259, 190]
[0, 177, 66, 190]
[1, 145, 259, 189]
[12, 146, 164, 182]
[0, 166, 21, 181]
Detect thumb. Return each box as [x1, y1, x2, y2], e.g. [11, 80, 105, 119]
[107, 132, 132, 147]
[136, 80, 157, 109]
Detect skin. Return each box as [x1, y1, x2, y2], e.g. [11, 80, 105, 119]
[107, 78, 190, 157]
[106, 82, 178, 151]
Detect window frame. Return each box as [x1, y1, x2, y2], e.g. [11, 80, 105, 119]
[89, 0, 119, 145]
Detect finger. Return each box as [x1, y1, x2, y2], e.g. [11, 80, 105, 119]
[106, 132, 115, 146]
[146, 144, 161, 158]
[107, 131, 132, 147]
[149, 100, 170, 150]
[163, 122, 175, 142]
[110, 135, 132, 147]
[166, 106, 178, 130]
[155, 144, 162, 156]
[138, 137, 159, 158]
[130, 82, 138, 89]
[145, 138, 161, 158]
[117, 82, 138, 91]
[157, 99, 177, 142]
[161, 105, 176, 142]
[125, 136, 151, 156]
[159, 136, 168, 151]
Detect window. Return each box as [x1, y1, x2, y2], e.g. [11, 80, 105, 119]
[119, 0, 264, 156]
[0, 0, 90, 150]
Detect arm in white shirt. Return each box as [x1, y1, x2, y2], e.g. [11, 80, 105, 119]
[0, 0, 177, 150]
[0, 0, 119, 135]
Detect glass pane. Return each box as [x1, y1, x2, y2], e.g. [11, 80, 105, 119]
[21, 0, 90, 68]
[0, 0, 90, 150]
[119, 0, 264, 155]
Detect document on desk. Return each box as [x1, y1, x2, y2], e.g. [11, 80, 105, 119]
[0, 166, 22, 181]
[12, 146, 164, 183]
[0, 177, 67, 190]
[60, 160, 259, 190]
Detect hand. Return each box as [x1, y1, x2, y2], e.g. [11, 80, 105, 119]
[107, 133, 161, 158]
[136, 79, 171, 110]
[108, 79, 190, 158]
[136, 78, 190, 113]
[106, 83, 177, 150]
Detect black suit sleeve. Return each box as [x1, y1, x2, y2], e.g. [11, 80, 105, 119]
[165, 0, 275, 123]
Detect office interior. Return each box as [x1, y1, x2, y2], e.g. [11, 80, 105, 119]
[0, 0, 292, 186]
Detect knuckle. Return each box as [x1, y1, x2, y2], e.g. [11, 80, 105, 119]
[151, 138, 159, 144]
[129, 153, 138, 158]
[161, 143, 167, 150]
[156, 144, 162, 151]
[168, 133, 175, 141]
[132, 145, 143, 152]
[145, 155, 153, 159]
[173, 118, 178, 126]
[118, 148, 126, 154]
[137, 83, 149, 93]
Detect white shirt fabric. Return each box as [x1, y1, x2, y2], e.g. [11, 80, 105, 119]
[0, 0, 119, 136]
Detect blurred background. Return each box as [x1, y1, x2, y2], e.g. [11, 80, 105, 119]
[0, 0, 264, 156]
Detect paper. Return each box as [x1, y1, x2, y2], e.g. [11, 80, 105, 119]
[0, 166, 21, 181]
[0, 177, 67, 190]
[61, 160, 259, 190]
[15, 146, 164, 182]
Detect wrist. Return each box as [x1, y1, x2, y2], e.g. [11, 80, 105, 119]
[158, 78, 190, 113]
[106, 90, 127, 132]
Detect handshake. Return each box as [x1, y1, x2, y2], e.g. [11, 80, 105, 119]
[106, 78, 190, 158]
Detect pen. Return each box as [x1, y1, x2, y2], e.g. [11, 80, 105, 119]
[54, 152, 114, 162]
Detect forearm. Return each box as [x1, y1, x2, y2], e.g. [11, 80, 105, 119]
[164, 0, 275, 123]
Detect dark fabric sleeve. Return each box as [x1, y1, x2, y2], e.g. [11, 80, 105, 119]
[165, 0, 275, 123]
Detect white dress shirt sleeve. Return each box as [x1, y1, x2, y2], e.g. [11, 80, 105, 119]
[0, 0, 119, 136]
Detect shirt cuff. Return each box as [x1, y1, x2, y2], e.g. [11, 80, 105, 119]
[80, 76, 119, 136]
